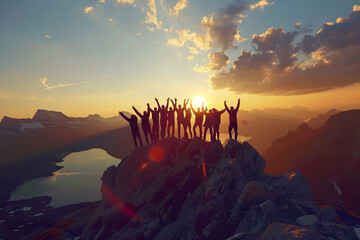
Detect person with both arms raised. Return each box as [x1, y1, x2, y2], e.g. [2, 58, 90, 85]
[132, 105, 153, 144]
[147, 103, 160, 142]
[224, 99, 240, 141]
[171, 98, 189, 138]
[191, 101, 206, 138]
[156, 98, 169, 140]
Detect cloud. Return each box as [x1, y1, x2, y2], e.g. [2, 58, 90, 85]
[99, 0, 105, 3]
[116, 0, 136, 4]
[145, 0, 162, 29]
[44, 34, 51, 39]
[194, 51, 229, 72]
[108, 17, 113, 22]
[39, 76, 113, 91]
[167, 29, 212, 50]
[249, 0, 272, 10]
[136, 32, 142, 36]
[209, 11, 360, 95]
[169, 0, 188, 17]
[167, 0, 267, 51]
[354, 4, 360, 12]
[84, 6, 94, 14]
[187, 55, 194, 61]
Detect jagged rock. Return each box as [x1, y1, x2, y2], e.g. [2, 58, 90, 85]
[237, 181, 278, 206]
[259, 200, 275, 212]
[260, 222, 326, 239]
[317, 207, 337, 221]
[78, 138, 357, 240]
[296, 215, 319, 228]
[273, 170, 313, 202]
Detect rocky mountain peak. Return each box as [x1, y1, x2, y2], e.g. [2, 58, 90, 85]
[80, 138, 358, 240]
[32, 109, 70, 122]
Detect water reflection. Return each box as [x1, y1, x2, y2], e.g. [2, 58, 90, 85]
[10, 149, 120, 207]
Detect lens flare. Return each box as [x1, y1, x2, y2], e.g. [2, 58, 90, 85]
[202, 159, 207, 179]
[148, 146, 165, 162]
[101, 183, 141, 221]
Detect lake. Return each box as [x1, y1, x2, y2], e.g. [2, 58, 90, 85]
[10, 149, 121, 207]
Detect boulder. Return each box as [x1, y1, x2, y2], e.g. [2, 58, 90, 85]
[260, 222, 326, 240]
[296, 215, 319, 228]
[259, 199, 275, 212]
[317, 207, 337, 221]
[273, 170, 313, 202]
[237, 181, 278, 206]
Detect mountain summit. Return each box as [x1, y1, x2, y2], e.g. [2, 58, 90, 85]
[77, 138, 357, 240]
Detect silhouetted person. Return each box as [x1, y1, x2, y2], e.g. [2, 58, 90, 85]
[172, 98, 189, 138]
[132, 106, 153, 144]
[203, 109, 214, 141]
[167, 104, 176, 138]
[119, 112, 143, 148]
[191, 101, 206, 138]
[183, 107, 193, 138]
[147, 103, 159, 142]
[156, 98, 169, 140]
[224, 99, 240, 141]
[212, 108, 226, 141]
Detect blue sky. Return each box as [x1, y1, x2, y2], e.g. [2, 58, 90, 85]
[0, 0, 359, 118]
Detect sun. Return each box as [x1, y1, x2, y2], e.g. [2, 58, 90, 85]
[192, 95, 207, 109]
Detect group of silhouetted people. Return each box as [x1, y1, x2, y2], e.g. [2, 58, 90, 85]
[119, 98, 240, 148]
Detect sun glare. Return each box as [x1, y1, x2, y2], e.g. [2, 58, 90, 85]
[192, 95, 207, 109]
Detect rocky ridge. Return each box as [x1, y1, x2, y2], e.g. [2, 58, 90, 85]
[80, 138, 358, 240]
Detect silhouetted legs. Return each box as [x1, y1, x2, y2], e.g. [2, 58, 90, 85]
[203, 126, 213, 141]
[193, 123, 202, 138]
[132, 130, 143, 147]
[213, 124, 220, 141]
[167, 121, 175, 138]
[177, 120, 182, 138]
[184, 120, 192, 139]
[143, 127, 153, 144]
[160, 121, 167, 140]
[228, 123, 238, 141]
[152, 123, 159, 142]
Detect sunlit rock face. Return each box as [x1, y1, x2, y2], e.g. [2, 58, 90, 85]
[80, 138, 358, 240]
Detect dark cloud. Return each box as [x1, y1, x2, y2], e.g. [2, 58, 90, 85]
[210, 11, 360, 95]
[194, 51, 230, 72]
[201, 0, 249, 50]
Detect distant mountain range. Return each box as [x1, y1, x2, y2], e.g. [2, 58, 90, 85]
[264, 109, 360, 211]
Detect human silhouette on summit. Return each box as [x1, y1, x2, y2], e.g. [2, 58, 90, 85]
[224, 99, 240, 141]
[147, 103, 159, 142]
[156, 98, 169, 140]
[203, 108, 214, 141]
[212, 108, 226, 141]
[172, 98, 189, 138]
[119, 112, 143, 148]
[191, 101, 206, 138]
[183, 107, 192, 139]
[132, 106, 153, 144]
[167, 103, 176, 138]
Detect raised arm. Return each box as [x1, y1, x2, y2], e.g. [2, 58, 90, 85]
[119, 112, 130, 122]
[235, 98, 240, 112]
[182, 99, 188, 110]
[132, 106, 143, 118]
[171, 99, 177, 110]
[201, 102, 205, 112]
[224, 101, 229, 112]
[147, 103, 153, 113]
[165, 98, 170, 110]
[190, 102, 196, 113]
[155, 98, 161, 109]
[219, 108, 226, 115]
